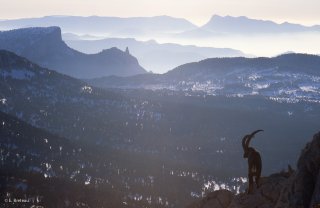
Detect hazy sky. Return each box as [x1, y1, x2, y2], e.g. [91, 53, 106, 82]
[0, 0, 319, 26]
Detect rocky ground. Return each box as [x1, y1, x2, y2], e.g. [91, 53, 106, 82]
[187, 132, 320, 208]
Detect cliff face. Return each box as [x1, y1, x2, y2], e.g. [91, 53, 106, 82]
[290, 132, 320, 208]
[187, 132, 320, 208]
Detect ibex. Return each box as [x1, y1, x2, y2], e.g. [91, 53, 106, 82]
[242, 129, 263, 194]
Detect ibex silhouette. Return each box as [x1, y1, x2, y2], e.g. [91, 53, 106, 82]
[242, 129, 263, 194]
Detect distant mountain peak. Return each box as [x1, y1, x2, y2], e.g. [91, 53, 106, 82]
[101, 47, 121, 52]
[202, 15, 320, 34]
[211, 14, 249, 19]
[205, 15, 275, 26]
[99, 47, 129, 56]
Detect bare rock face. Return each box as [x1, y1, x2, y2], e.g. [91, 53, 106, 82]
[187, 132, 320, 208]
[290, 132, 320, 208]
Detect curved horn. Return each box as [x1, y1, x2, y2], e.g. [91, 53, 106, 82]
[245, 129, 264, 148]
[242, 135, 248, 150]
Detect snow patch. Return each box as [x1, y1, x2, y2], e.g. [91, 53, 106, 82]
[248, 73, 261, 81]
[81, 85, 93, 94]
[299, 85, 318, 93]
[0, 98, 7, 104]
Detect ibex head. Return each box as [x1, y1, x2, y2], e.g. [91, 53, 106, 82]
[242, 129, 263, 158]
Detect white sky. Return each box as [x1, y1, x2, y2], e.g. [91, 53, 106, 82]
[0, 0, 319, 26]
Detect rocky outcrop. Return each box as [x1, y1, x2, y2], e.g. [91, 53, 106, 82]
[290, 132, 320, 208]
[187, 190, 235, 208]
[188, 132, 320, 208]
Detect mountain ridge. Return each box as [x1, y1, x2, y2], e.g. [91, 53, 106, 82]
[0, 15, 197, 36]
[0, 26, 147, 78]
[89, 53, 320, 82]
[169, 53, 320, 76]
[64, 36, 245, 73]
[201, 15, 320, 34]
[87, 53, 320, 103]
[2, 15, 319, 39]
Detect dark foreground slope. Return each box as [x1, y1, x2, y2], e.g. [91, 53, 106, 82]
[187, 132, 320, 208]
[0, 27, 146, 78]
[0, 111, 126, 208]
